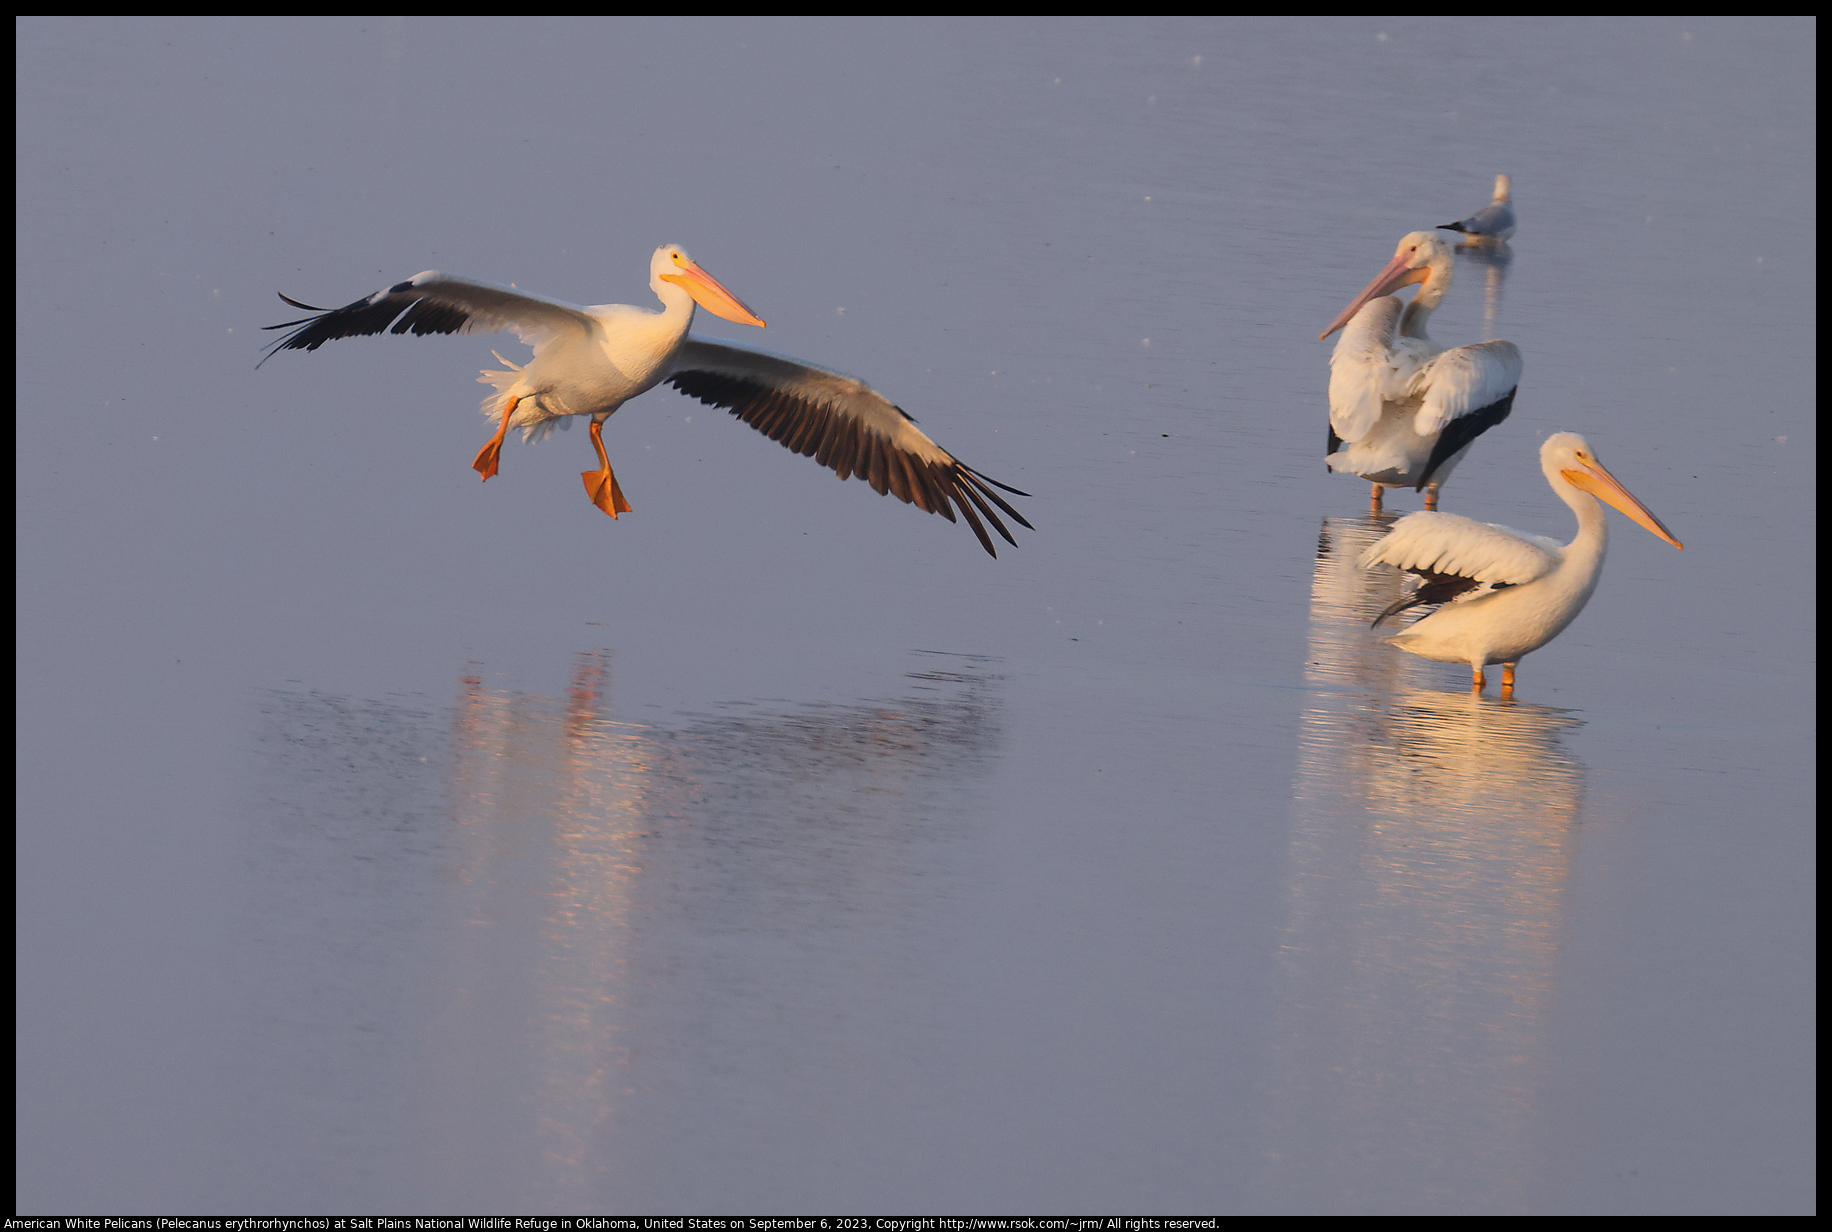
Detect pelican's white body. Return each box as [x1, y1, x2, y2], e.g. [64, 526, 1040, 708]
[461, 249, 951, 471]
[1369, 513, 1587, 667]
[1326, 297, 1521, 488]
[1361, 433, 1683, 682]
[456, 252, 710, 441]
[1324, 232, 1522, 497]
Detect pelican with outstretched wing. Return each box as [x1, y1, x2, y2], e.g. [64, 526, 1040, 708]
[1362, 432, 1683, 696]
[263, 244, 1031, 556]
[1320, 231, 1523, 511]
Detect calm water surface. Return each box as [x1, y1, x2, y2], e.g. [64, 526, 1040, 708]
[17, 16, 1813, 1214]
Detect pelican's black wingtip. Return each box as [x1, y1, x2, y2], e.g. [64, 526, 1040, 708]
[957, 465, 1033, 534]
[1370, 593, 1421, 628]
[960, 463, 1031, 499]
[276, 292, 332, 312]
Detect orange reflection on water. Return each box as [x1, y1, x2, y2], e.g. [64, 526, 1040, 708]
[439, 653, 652, 1206]
[1264, 516, 1587, 1212]
[427, 650, 1003, 1206]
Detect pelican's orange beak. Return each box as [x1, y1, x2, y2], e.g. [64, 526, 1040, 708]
[1563, 457, 1685, 550]
[1320, 250, 1430, 340]
[662, 256, 766, 328]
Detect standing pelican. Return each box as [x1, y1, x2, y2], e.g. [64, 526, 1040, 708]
[1320, 231, 1523, 511]
[262, 244, 1031, 556]
[1439, 174, 1516, 244]
[1362, 432, 1683, 696]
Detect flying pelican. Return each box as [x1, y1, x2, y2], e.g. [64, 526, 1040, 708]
[262, 244, 1031, 556]
[1439, 174, 1516, 244]
[1320, 231, 1523, 511]
[1361, 432, 1683, 696]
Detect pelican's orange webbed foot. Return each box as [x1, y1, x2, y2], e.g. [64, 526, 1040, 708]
[582, 467, 633, 518]
[473, 439, 504, 480]
[473, 395, 519, 481]
[582, 418, 632, 518]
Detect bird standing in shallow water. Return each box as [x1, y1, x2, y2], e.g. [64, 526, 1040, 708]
[263, 244, 1031, 556]
[1361, 432, 1683, 697]
[1321, 231, 1523, 512]
[1439, 173, 1516, 245]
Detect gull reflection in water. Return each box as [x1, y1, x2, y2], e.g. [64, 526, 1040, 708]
[1454, 240, 1513, 342]
[241, 651, 1003, 1209]
[1263, 515, 1588, 1213]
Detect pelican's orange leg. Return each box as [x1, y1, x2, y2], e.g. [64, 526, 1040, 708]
[1500, 663, 1517, 698]
[581, 418, 633, 518]
[1424, 484, 1440, 512]
[1471, 666, 1487, 692]
[1369, 483, 1385, 512]
[472, 395, 519, 481]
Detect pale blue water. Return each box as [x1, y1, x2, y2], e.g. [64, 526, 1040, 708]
[17, 16, 1813, 1214]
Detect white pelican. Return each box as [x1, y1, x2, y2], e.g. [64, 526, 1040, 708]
[1320, 231, 1523, 511]
[262, 244, 1031, 556]
[1361, 432, 1683, 696]
[1439, 173, 1516, 244]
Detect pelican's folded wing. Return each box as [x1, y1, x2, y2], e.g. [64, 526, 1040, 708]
[1412, 340, 1522, 437]
[667, 338, 1031, 557]
[1361, 510, 1559, 585]
[1411, 340, 1522, 488]
[1326, 296, 1404, 443]
[261, 273, 594, 365]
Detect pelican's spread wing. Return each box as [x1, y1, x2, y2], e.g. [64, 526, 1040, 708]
[1410, 340, 1522, 488]
[1361, 510, 1558, 623]
[261, 273, 594, 365]
[1326, 297, 1404, 442]
[1363, 510, 1558, 581]
[667, 339, 1032, 557]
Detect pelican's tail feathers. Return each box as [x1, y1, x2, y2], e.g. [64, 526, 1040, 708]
[477, 357, 562, 443]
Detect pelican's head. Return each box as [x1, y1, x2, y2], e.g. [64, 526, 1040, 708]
[1542, 432, 1684, 550]
[653, 244, 766, 328]
[1320, 231, 1454, 339]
